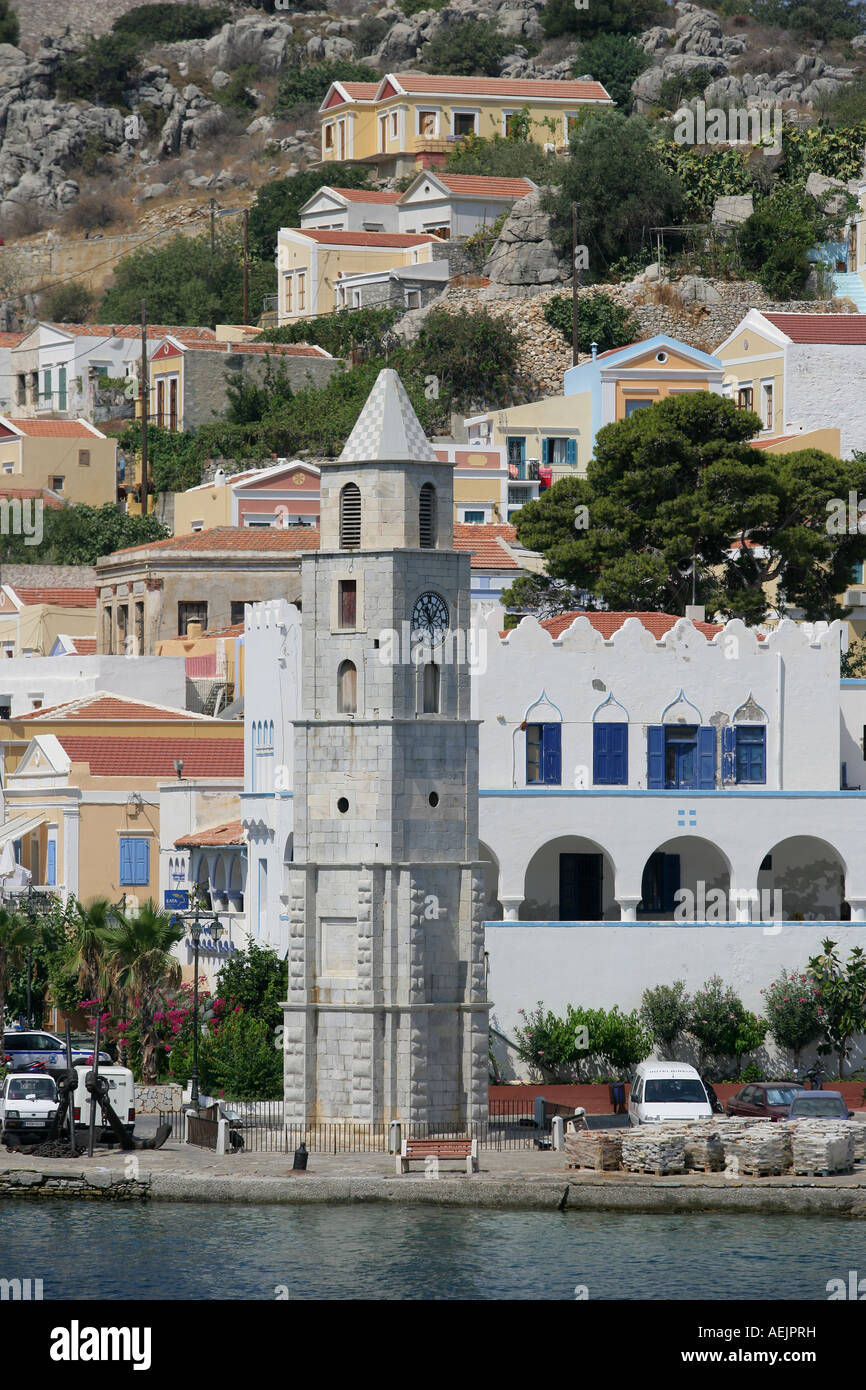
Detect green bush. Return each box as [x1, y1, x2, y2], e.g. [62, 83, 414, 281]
[739, 184, 833, 299]
[657, 66, 713, 111]
[248, 167, 373, 261]
[542, 0, 666, 40]
[213, 65, 258, 114]
[113, 2, 229, 42]
[543, 291, 640, 354]
[0, 0, 19, 45]
[596, 1007, 652, 1075]
[689, 975, 767, 1073]
[750, 0, 866, 40]
[407, 305, 522, 413]
[100, 232, 276, 329]
[214, 941, 288, 1034]
[640, 981, 692, 1056]
[514, 1002, 604, 1081]
[423, 19, 510, 78]
[275, 55, 380, 115]
[56, 33, 142, 107]
[398, 0, 447, 12]
[762, 968, 822, 1069]
[40, 282, 96, 324]
[353, 16, 389, 56]
[574, 33, 651, 109]
[445, 133, 558, 181]
[258, 305, 398, 358]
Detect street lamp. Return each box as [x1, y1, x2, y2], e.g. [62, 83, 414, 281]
[184, 900, 222, 1110]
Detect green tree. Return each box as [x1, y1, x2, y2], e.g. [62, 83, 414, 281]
[841, 635, 866, 678]
[113, 3, 229, 41]
[100, 232, 276, 329]
[657, 66, 714, 112]
[248, 167, 372, 263]
[445, 133, 558, 181]
[751, 0, 866, 39]
[507, 394, 866, 622]
[353, 16, 389, 55]
[98, 901, 184, 1083]
[575, 32, 651, 109]
[542, 0, 665, 39]
[689, 975, 766, 1073]
[406, 305, 522, 414]
[597, 1006, 653, 1074]
[214, 942, 287, 1035]
[806, 938, 866, 1077]
[640, 981, 692, 1058]
[65, 898, 117, 1003]
[0, 908, 38, 1059]
[275, 55, 382, 115]
[659, 144, 756, 222]
[547, 110, 683, 270]
[514, 1001, 606, 1082]
[0, 502, 168, 566]
[39, 282, 96, 325]
[543, 290, 640, 353]
[179, 1007, 283, 1099]
[761, 967, 822, 1071]
[257, 304, 398, 358]
[224, 356, 295, 426]
[116, 424, 204, 497]
[739, 184, 841, 299]
[0, 0, 20, 46]
[423, 19, 510, 77]
[56, 33, 142, 107]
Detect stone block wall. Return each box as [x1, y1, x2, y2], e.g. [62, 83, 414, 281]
[135, 1082, 183, 1114]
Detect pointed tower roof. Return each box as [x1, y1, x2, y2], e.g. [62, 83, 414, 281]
[339, 367, 439, 464]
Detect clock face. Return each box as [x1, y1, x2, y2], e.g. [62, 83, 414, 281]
[411, 592, 449, 648]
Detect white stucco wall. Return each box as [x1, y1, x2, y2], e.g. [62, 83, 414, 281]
[784, 342, 866, 457]
[0, 655, 186, 715]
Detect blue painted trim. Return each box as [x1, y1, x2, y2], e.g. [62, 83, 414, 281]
[483, 919, 858, 929]
[522, 687, 563, 725]
[279, 913, 289, 921]
[661, 686, 702, 724]
[591, 691, 629, 722]
[479, 788, 866, 798]
[278, 791, 294, 799]
[841, 680, 866, 686]
[239, 792, 276, 799]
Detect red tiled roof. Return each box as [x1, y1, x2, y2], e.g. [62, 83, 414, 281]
[175, 818, 244, 848]
[58, 736, 244, 778]
[390, 73, 610, 100]
[335, 82, 380, 100]
[67, 637, 96, 654]
[331, 188, 402, 203]
[49, 324, 217, 342]
[176, 341, 330, 357]
[594, 341, 641, 360]
[761, 313, 866, 344]
[0, 333, 26, 347]
[453, 524, 521, 570]
[541, 611, 725, 640]
[0, 487, 65, 509]
[10, 586, 97, 608]
[454, 523, 517, 542]
[436, 175, 534, 198]
[27, 693, 208, 721]
[108, 525, 322, 558]
[4, 419, 100, 438]
[752, 435, 795, 449]
[291, 230, 436, 247]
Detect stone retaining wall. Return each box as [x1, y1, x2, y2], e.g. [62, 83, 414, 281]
[0, 1169, 149, 1200]
[135, 1083, 183, 1114]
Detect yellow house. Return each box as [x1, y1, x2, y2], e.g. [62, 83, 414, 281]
[715, 309, 866, 457]
[0, 692, 243, 907]
[155, 620, 245, 702]
[0, 581, 97, 658]
[318, 73, 613, 175]
[0, 417, 116, 506]
[276, 229, 437, 323]
[173, 460, 322, 534]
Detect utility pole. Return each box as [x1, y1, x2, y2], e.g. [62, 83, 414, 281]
[209, 197, 216, 254]
[243, 208, 249, 326]
[139, 299, 148, 518]
[572, 202, 580, 367]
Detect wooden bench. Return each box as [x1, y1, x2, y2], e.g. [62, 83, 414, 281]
[397, 1137, 478, 1175]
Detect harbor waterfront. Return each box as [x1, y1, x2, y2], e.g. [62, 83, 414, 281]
[3, 1199, 865, 1301]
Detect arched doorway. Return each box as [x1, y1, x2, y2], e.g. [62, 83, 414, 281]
[759, 836, 847, 920]
[522, 835, 617, 921]
[638, 837, 731, 920]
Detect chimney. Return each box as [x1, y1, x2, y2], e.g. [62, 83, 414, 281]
[186, 621, 203, 639]
[591, 342, 598, 360]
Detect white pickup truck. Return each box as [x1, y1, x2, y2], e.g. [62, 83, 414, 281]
[0, 1073, 59, 1144]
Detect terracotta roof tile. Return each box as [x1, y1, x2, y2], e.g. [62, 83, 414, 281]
[67, 637, 96, 654]
[0, 333, 26, 347]
[58, 736, 244, 777]
[0, 487, 65, 509]
[541, 611, 725, 640]
[4, 419, 101, 438]
[290, 230, 436, 247]
[390, 73, 611, 101]
[175, 818, 244, 848]
[10, 586, 97, 608]
[331, 188, 402, 203]
[336, 82, 380, 100]
[436, 175, 534, 198]
[761, 313, 866, 344]
[26, 692, 212, 721]
[176, 341, 330, 357]
[48, 323, 217, 342]
[107, 524, 322, 558]
[201, 621, 245, 638]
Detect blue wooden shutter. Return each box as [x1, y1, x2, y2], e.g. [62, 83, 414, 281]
[721, 725, 736, 782]
[46, 838, 56, 886]
[593, 723, 608, 783]
[566, 437, 576, 465]
[134, 837, 149, 885]
[119, 837, 132, 884]
[754, 727, 766, 784]
[662, 854, 680, 912]
[542, 722, 561, 784]
[541, 438, 550, 464]
[697, 726, 716, 789]
[610, 723, 627, 784]
[647, 726, 664, 788]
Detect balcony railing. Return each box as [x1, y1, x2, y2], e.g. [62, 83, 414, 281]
[507, 460, 540, 481]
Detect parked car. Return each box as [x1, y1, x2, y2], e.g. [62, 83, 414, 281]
[787, 1091, 854, 1120]
[0, 1073, 59, 1145]
[726, 1081, 809, 1121]
[628, 1062, 713, 1125]
[2, 1030, 111, 1078]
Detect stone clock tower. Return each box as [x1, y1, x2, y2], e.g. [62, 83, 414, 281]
[282, 368, 489, 1128]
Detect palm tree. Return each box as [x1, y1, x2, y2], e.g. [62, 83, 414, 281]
[66, 897, 116, 1003]
[98, 901, 184, 1084]
[0, 906, 38, 1058]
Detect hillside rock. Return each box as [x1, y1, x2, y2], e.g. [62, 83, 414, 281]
[712, 194, 754, 234]
[482, 188, 568, 294]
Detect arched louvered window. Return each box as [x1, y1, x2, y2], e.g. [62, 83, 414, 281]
[419, 483, 436, 549]
[422, 662, 440, 714]
[339, 483, 361, 550]
[338, 660, 357, 714]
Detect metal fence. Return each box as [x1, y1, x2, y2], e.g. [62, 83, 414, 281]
[161, 1096, 569, 1154]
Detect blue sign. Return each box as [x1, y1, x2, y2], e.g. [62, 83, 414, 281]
[165, 889, 189, 910]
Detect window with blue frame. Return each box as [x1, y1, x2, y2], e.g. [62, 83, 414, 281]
[541, 437, 576, 466]
[722, 724, 766, 784]
[119, 836, 149, 886]
[647, 725, 716, 789]
[593, 722, 627, 785]
[506, 436, 525, 465]
[526, 722, 561, 784]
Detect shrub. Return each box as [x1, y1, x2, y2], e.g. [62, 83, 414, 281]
[275, 55, 381, 115]
[56, 33, 142, 108]
[689, 975, 767, 1073]
[806, 937, 866, 1077]
[100, 232, 276, 329]
[398, 0, 447, 12]
[542, 0, 666, 40]
[353, 16, 389, 56]
[259, 304, 398, 358]
[640, 981, 691, 1057]
[514, 1002, 605, 1081]
[657, 66, 714, 111]
[544, 291, 640, 354]
[596, 1007, 652, 1074]
[739, 184, 833, 299]
[423, 20, 510, 78]
[66, 192, 119, 233]
[213, 65, 258, 114]
[406, 305, 522, 413]
[575, 33, 651, 109]
[761, 967, 822, 1070]
[445, 133, 558, 181]
[114, 3, 229, 42]
[0, 0, 19, 45]
[40, 282, 96, 324]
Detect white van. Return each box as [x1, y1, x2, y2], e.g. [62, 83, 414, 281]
[628, 1062, 713, 1126]
[0, 1073, 59, 1144]
[71, 1065, 136, 1135]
